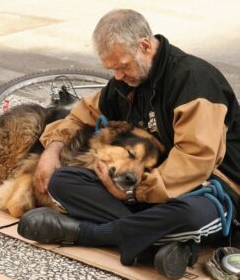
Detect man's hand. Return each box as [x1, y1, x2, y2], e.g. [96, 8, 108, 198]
[94, 160, 127, 201]
[34, 142, 64, 194]
[136, 168, 168, 203]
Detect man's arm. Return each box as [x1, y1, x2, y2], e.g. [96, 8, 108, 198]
[34, 141, 64, 193]
[136, 98, 228, 203]
[40, 91, 102, 147]
[35, 91, 102, 193]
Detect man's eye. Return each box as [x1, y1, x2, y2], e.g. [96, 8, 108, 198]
[127, 149, 135, 159]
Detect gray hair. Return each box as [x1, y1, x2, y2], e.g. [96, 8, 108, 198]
[92, 9, 153, 56]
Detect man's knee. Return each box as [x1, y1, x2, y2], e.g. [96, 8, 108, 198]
[168, 198, 202, 231]
[177, 196, 220, 232]
[47, 166, 131, 221]
[48, 166, 98, 201]
[48, 167, 69, 200]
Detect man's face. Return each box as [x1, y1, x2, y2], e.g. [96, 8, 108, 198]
[101, 44, 152, 87]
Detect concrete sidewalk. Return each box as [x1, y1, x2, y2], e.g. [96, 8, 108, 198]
[0, 0, 240, 98]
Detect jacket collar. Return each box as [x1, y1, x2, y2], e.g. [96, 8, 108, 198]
[148, 34, 170, 88]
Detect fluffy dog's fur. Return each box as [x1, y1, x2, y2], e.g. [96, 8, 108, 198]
[0, 104, 163, 218]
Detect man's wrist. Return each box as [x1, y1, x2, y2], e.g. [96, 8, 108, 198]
[125, 187, 137, 205]
[47, 141, 64, 152]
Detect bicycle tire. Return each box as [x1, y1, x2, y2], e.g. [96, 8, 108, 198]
[0, 69, 111, 111]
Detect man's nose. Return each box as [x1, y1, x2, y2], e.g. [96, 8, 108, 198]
[114, 69, 125, 80]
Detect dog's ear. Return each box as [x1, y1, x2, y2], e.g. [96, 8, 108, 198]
[90, 121, 132, 148]
[132, 128, 165, 153]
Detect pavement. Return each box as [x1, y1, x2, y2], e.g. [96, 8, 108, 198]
[0, 0, 240, 99]
[0, 1, 240, 280]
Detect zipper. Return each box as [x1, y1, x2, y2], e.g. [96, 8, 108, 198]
[114, 86, 133, 122]
[151, 85, 173, 153]
[150, 86, 163, 142]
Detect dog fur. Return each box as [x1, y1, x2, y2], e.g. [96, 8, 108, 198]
[0, 104, 163, 218]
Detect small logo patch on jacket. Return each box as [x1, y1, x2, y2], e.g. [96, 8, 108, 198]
[148, 111, 157, 133]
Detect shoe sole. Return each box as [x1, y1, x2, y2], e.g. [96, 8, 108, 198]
[154, 242, 191, 279]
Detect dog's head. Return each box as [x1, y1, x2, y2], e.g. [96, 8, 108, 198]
[90, 121, 164, 191]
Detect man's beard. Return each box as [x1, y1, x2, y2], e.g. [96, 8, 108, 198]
[125, 54, 152, 87]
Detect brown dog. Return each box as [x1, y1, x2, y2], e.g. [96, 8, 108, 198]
[0, 104, 163, 218]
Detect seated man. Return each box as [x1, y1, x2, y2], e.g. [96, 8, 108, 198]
[18, 9, 240, 279]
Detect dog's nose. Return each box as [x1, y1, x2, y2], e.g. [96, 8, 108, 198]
[124, 172, 137, 187]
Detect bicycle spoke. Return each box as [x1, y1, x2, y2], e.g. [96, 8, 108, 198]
[0, 69, 110, 113]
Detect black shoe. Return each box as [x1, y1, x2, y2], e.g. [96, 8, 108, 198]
[17, 207, 81, 245]
[154, 241, 199, 279]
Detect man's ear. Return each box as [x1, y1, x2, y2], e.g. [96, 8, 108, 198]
[139, 38, 151, 54]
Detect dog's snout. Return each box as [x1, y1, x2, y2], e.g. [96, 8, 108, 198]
[124, 172, 137, 187]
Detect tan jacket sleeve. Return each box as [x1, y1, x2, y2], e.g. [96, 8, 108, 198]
[40, 91, 102, 147]
[136, 98, 228, 203]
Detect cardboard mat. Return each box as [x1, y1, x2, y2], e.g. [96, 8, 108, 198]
[0, 211, 212, 280]
[0, 274, 13, 280]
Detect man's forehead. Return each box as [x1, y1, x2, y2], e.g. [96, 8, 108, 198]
[101, 44, 133, 69]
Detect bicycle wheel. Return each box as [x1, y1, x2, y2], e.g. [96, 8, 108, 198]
[0, 69, 111, 113]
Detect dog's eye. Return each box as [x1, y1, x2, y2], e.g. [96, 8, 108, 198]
[127, 149, 135, 159]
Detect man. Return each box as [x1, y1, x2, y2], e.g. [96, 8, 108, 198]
[18, 9, 240, 279]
